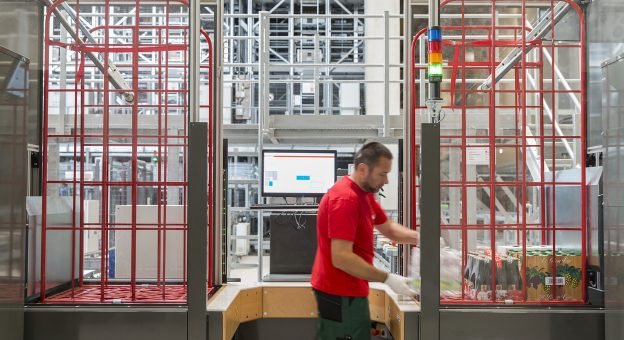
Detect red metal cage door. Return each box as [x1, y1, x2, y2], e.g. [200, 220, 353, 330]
[41, 0, 213, 304]
[410, 0, 586, 305]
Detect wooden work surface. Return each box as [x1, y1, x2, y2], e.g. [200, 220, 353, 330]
[206, 282, 419, 340]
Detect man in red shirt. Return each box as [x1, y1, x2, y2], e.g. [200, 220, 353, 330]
[311, 142, 419, 340]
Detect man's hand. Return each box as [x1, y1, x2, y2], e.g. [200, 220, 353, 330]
[375, 220, 419, 245]
[384, 273, 418, 297]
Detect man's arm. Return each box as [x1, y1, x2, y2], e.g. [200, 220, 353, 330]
[331, 238, 418, 297]
[375, 219, 419, 245]
[331, 239, 388, 282]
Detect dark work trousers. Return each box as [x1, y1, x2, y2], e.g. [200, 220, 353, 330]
[313, 289, 372, 340]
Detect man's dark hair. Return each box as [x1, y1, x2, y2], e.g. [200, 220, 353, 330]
[353, 142, 393, 169]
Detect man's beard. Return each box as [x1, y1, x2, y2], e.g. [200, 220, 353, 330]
[362, 180, 380, 193]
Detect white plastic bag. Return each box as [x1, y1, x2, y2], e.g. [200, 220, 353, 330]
[409, 245, 463, 299]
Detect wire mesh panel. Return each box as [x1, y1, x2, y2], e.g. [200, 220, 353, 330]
[410, 0, 586, 304]
[40, 0, 213, 303]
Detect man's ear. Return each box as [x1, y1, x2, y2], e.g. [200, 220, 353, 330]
[356, 162, 369, 175]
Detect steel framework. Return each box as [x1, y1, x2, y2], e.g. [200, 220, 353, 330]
[40, 0, 214, 303]
[410, 0, 586, 304]
[220, 0, 405, 136]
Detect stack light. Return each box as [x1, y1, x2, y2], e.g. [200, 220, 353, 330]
[428, 26, 443, 82]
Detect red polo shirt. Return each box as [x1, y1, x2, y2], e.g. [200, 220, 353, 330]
[311, 176, 388, 297]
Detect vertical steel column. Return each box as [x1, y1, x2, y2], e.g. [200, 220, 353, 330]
[383, 10, 390, 137]
[188, 0, 207, 337]
[288, 0, 294, 114]
[247, 0, 253, 81]
[257, 11, 269, 282]
[314, 33, 320, 115]
[213, 0, 224, 287]
[421, 0, 440, 339]
[421, 123, 440, 340]
[325, 0, 331, 114]
[188, 123, 208, 340]
[260, 11, 270, 127]
[403, 0, 415, 277]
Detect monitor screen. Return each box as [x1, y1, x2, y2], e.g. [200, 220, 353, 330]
[262, 150, 337, 197]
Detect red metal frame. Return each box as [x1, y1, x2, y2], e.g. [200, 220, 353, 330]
[410, 0, 586, 305]
[40, 0, 214, 304]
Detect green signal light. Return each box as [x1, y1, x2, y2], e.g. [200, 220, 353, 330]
[428, 63, 443, 81]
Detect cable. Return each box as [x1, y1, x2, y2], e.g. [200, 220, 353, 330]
[294, 211, 307, 230]
[434, 108, 446, 124]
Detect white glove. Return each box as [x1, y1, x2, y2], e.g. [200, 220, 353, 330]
[384, 273, 418, 297]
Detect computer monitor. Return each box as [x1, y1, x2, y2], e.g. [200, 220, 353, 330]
[261, 150, 337, 197]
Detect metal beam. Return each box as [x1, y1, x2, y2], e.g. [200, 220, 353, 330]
[479, 1, 571, 90]
[403, 0, 415, 279]
[421, 2, 441, 340]
[187, 123, 208, 340]
[420, 123, 441, 340]
[383, 11, 390, 137]
[259, 12, 270, 130]
[257, 11, 270, 282]
[50, 109, 537, 135]
[314, 33, 320, 115]
[212, 1, 225, 287]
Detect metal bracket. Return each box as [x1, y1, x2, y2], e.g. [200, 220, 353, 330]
[267, 128, 279, 144]
[43, 0, 135, 103]
[425, 98, 444, 123]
